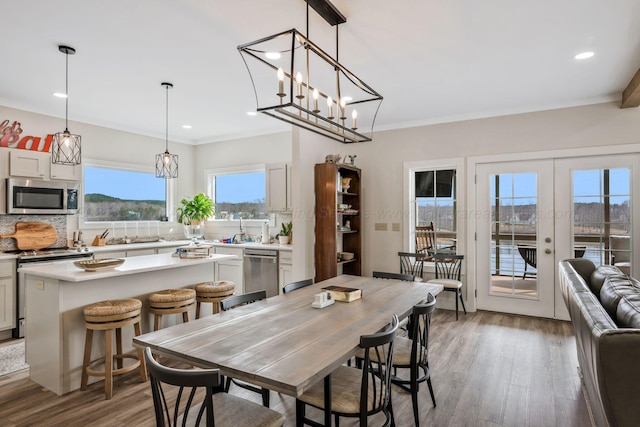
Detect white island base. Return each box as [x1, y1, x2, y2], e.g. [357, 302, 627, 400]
[21, 252, 236, 395]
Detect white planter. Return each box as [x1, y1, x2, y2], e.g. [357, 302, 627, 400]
[278, 235, 290, 245]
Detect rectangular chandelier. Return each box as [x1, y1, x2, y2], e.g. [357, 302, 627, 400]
[238, 3, 383, 144]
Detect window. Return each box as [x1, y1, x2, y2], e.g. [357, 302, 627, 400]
[414, 169, 457, 250]
[207, 167, 267, 220]
[83, 164, 167, 222]
[405, 159, 463, 255]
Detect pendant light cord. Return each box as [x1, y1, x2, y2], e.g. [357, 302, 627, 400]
[165, 84, 169, 152]
[65, 51, 69, 131]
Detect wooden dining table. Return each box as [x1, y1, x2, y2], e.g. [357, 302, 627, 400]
[133, 274, 443, 425]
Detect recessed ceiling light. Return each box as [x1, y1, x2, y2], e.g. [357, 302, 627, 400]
[265, 52, 281, 60]
[247, 111, 258, 116]
[574, 51, 594, 60]
[182, 124, 192, 129]
[52, 92, 67, 98]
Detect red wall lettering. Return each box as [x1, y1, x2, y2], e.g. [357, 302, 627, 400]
[0, 118, 53, 152]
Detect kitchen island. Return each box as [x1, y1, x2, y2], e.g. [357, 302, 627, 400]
[19, 252, 235, 395]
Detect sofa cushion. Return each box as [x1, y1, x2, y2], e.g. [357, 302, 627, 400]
[600, 275, 640, 322]
[590, 265, 624, 294]
[617, 293, 640, 328]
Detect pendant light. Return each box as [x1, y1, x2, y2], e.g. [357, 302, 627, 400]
[52, 45, 81, 165]
[155, 82, 179, 178]
[237, 0, 383, 144]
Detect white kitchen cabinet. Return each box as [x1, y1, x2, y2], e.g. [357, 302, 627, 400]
[265, 162, 291, 212]
[50, 163, 81, 181]
[214, 247, 244, 294]
[9, 150, 49, 179]
[0, 259, 16, 331]
[278, 251, 293, 294]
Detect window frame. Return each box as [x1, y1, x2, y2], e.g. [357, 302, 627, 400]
[204, 163, 268, 222]
[79, 159, 174, 229]
[404, 158, 465, 256]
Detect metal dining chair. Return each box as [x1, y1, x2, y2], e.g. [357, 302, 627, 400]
[427, 253, 466, 320]
[220, 290, 271, 407]
[399, 252, 428, 280]
[373, 271, 416, 281]
[296, 315, 400, 427]
[144, 347, 284, 427]
[283, 278, 314, 294]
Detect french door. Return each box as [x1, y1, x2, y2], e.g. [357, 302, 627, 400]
[476, 160, 556, 318]
[475, 154, 638, 319]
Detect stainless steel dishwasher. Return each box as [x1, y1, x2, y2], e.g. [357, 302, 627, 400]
[243, 248, 279, 297]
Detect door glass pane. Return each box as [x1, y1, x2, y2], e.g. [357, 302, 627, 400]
[490, 173, 539, 298]
[573, 168, 631, 274]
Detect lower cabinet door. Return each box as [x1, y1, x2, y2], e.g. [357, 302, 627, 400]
[216, 261, 244, 294]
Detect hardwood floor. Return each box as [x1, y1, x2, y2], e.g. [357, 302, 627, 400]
[0, 310, 592, 426]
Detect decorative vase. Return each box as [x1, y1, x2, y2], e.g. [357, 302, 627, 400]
[341, 177, 352, 192]
[278, 235, 290, 245]
[183, 221, 203, 245]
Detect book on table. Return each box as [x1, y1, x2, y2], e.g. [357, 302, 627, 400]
[321, 286, 362, 302]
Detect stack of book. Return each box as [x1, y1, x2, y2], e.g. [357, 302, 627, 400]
[321, 286, 362, 302]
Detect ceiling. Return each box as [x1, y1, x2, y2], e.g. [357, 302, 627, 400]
[2, 0, 640, 145]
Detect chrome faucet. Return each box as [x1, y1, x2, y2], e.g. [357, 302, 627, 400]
[233, 217, 245, 243]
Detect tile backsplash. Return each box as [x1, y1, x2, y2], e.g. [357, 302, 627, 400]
[0, 215, 67, 251]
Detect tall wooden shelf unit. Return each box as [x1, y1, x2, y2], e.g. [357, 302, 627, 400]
[314, 162, 362, 282]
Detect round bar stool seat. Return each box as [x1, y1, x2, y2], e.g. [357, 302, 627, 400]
[195, 281, 236, 318]
[81, 298, 147, 400]
[148, 288, 196, 331]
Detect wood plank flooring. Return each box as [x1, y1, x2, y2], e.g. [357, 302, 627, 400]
[0, 310, 592, 426]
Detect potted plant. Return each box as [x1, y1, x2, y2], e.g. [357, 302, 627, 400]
[177, 193, 215, 242]
[279, 221, 292, 245]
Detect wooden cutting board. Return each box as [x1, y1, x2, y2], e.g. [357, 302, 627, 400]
[0, 222, 57, 250]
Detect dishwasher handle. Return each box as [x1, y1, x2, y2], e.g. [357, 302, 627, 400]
[244, 254, 278, 261]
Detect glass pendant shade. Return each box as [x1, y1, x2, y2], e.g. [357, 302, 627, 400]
[155, 150, 178, 178]
[238, 27, 383, 144]
[52, 129, 81, 165]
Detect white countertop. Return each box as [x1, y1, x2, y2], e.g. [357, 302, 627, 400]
[18, 252, 236, 282]
[89, 239, 293, 252]
[0, 253, 17, 260]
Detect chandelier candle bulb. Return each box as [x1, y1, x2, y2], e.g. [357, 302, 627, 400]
[352, 109, 358, 130]
[295, 72, 304, 99]
[340, 98, 347, 120]
[327, 96, 334, 119]
[312, 88, 320, 113]
[277, 68, 285, 98]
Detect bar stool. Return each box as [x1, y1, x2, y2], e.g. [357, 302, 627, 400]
[195, 281, 236, 318]
[81, 298, 147, 400]
[148, 288, 196, 331]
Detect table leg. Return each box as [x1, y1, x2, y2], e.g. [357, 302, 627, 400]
[324, 374, 332, 426]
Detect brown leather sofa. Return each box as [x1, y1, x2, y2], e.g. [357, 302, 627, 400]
[559, 258, 640, 427]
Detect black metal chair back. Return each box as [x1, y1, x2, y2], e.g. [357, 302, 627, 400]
[354, 314, 400, 425]
[433, 253, 463, 280]
[373, 271, 416, 281]
[145, 347, 221, 427]
[394, 293, 437, 427]
[220, 290, 266, 311]
[282, 278, 313, 294]
[399, 252, 427, 279]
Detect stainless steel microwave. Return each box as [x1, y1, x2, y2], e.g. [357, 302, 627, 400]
[7, 178, 79, 215]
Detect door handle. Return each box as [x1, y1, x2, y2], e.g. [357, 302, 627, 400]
[545, 248, 552, 254]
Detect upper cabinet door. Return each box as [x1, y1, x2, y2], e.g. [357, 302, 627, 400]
[9, 150, 49, 178]
[50, 162, 81, 181]
[266, 163, 290, 212]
